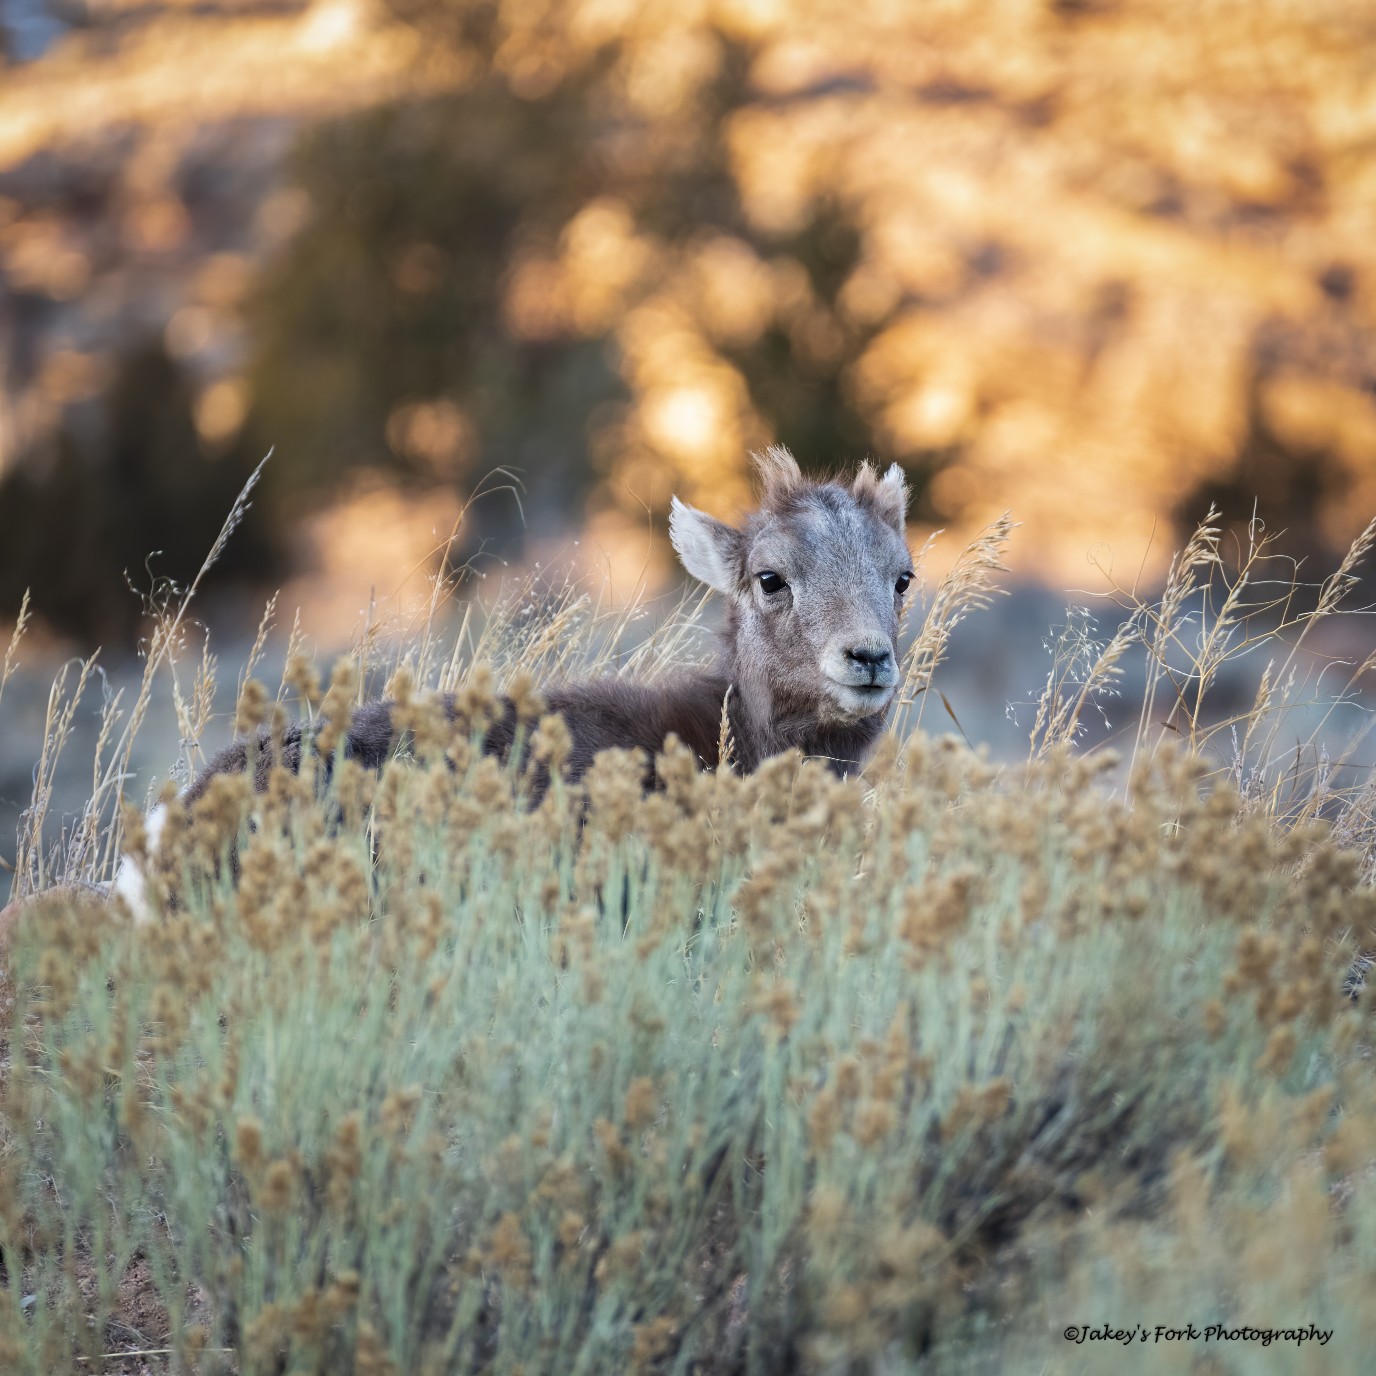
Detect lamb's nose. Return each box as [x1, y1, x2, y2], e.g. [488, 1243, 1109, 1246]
[844, 645, 892, 679]
[845, 645, 890, 667]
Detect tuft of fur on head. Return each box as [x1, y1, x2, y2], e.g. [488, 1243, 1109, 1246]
[752, 444, 805, 504]
[849, 459, 909, 535]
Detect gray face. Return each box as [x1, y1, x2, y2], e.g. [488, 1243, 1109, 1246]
[736, 487, 912, 720]
[670, 451, 913, 723]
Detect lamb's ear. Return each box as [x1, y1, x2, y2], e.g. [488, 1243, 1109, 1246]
[670, 496, 741, 594]
[852, 460, 909, 534]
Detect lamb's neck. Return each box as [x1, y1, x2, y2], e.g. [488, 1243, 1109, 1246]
[715, 651, 886, 778]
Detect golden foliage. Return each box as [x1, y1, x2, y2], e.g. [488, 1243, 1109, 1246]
[385, 0, 1376, 568]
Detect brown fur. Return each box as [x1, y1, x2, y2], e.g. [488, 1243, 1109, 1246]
[183, 668, 887, 808]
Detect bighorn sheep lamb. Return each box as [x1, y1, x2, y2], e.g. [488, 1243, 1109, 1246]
[198, 446, 911, 795]
[112, 447, 912, 910]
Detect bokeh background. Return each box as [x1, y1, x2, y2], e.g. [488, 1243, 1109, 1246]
[3, 0, 1376, 851]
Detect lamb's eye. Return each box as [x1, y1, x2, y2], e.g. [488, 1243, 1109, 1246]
[895, 571, 913, 595]
[757, 571, 786, 595]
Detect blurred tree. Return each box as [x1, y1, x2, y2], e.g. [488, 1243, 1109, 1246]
[236, 75, 626, 560]
[230, 31, 948, 571]
[0, 341, 277, 649]
[6, 0, 1376, 646]
[237, 0, 1376, 580]
[1177, 384, 1356, 577]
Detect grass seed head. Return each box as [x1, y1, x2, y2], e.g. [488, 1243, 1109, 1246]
[234, 1114, 264, 1171]
[623, 1075, 659, 1132]
[284, 650, 323, 708]
[316, 655, 360, 756]
[506, 668, 546, 722]
[487, 1211, 533, 1286]
[234, 677, 270, 736]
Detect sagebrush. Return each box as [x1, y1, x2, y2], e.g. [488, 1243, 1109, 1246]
[1, 505, 1374, 1373]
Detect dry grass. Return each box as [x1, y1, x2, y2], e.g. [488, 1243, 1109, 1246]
[2, 482, 1376, 1373]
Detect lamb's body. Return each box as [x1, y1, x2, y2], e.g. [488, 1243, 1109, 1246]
[175, 445, 912, 811]
[183, 664, 888, 811]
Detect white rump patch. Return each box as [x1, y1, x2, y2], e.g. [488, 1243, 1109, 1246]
[111, 801, 168, 927]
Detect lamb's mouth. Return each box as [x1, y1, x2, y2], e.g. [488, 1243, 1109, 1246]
[825, 678, 896, 718]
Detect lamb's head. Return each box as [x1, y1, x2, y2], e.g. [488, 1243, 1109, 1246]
[670, 446, 913, 724]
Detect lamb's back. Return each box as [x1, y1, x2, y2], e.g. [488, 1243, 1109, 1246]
[182, 674, 732, 805]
